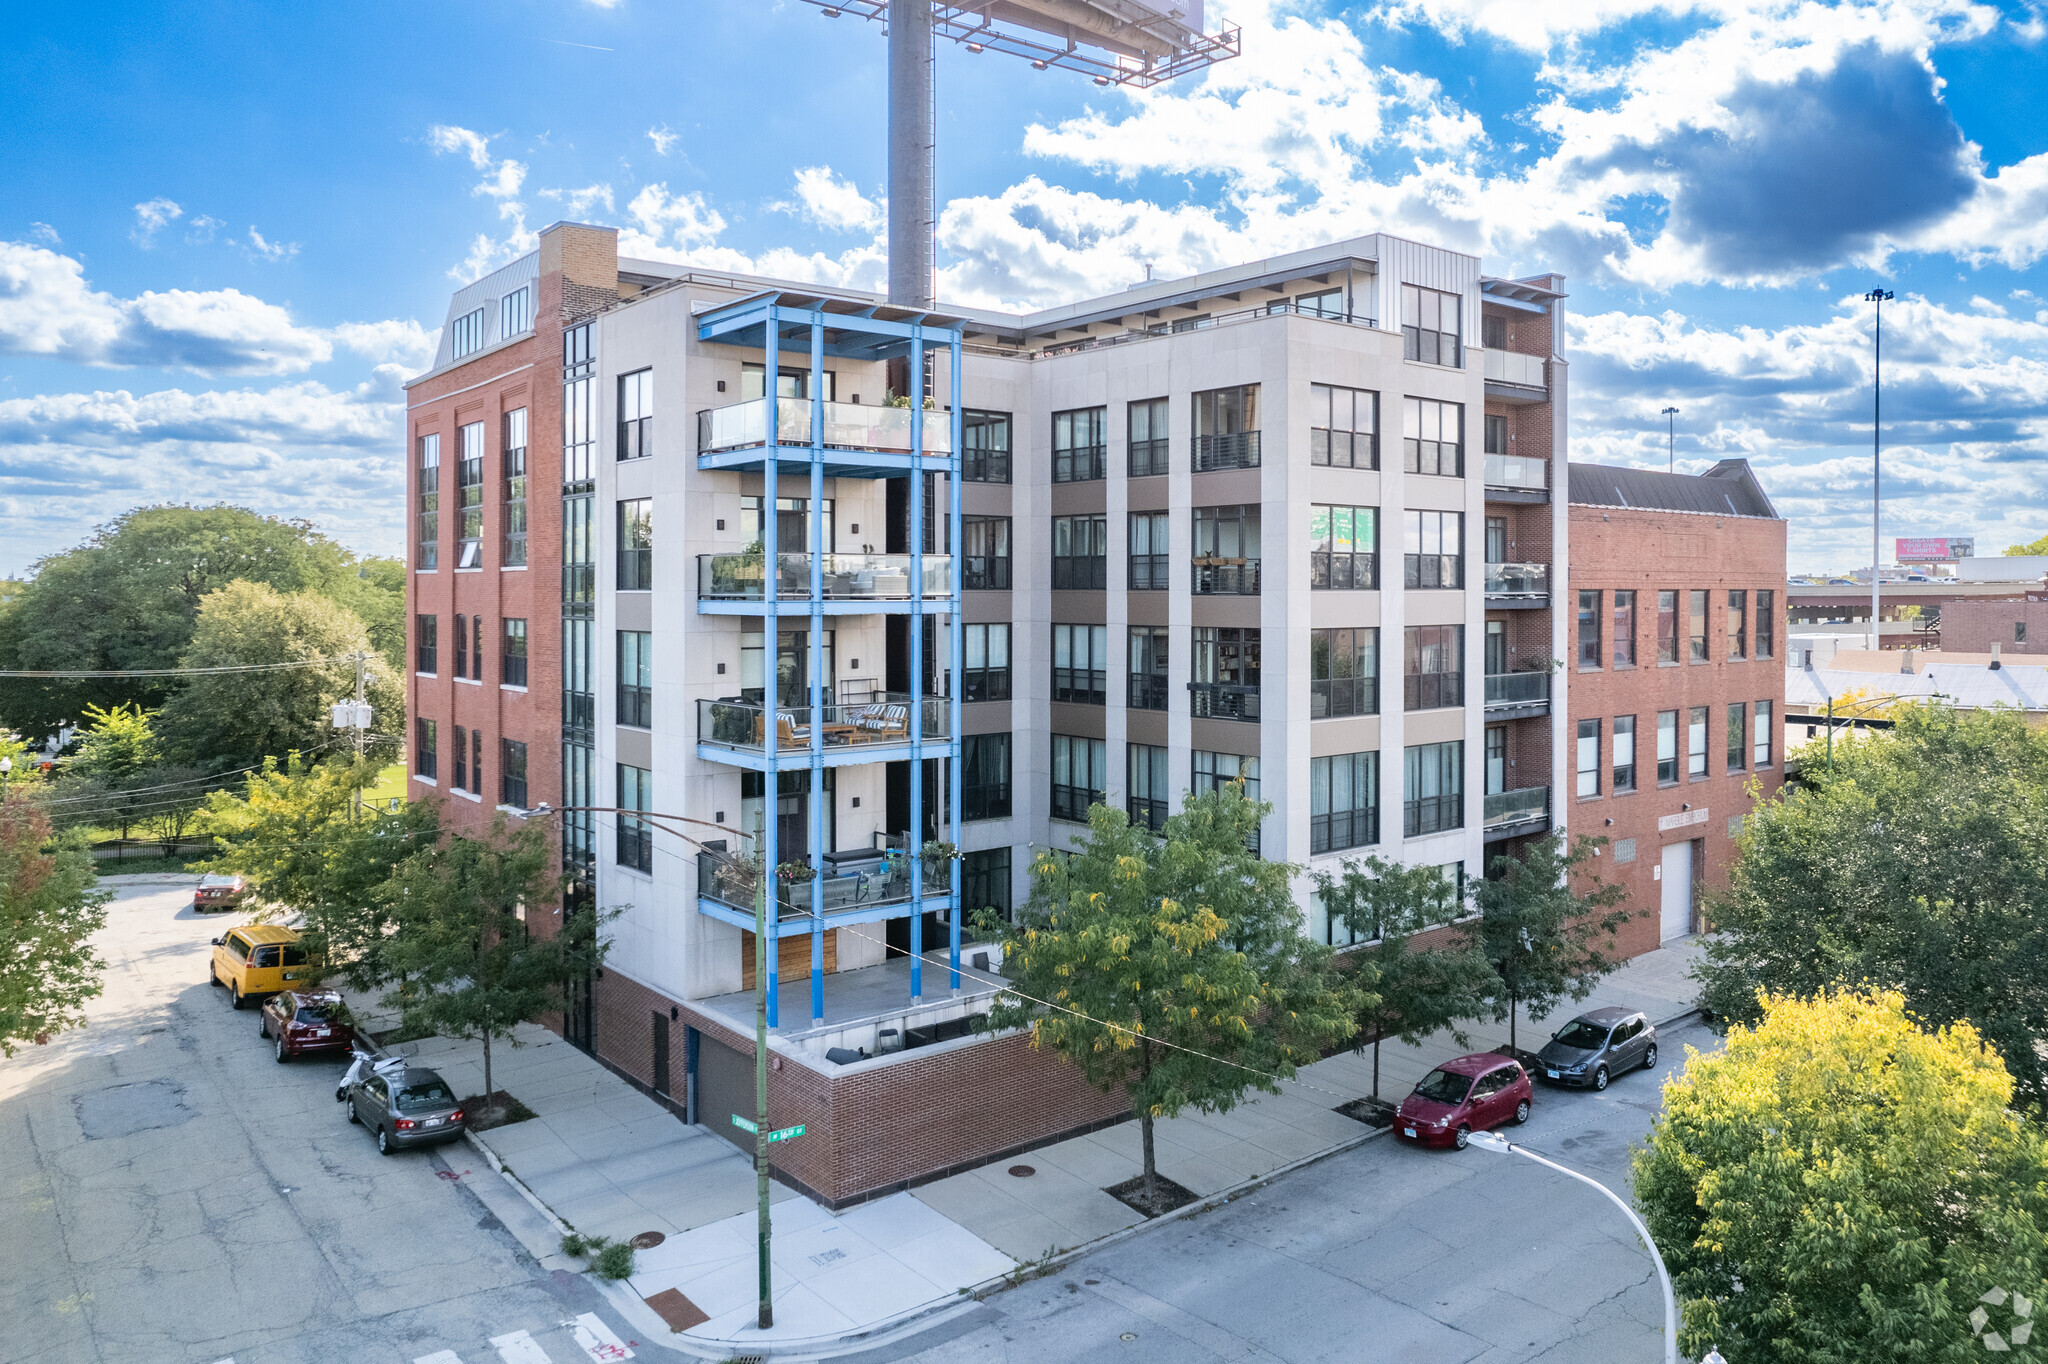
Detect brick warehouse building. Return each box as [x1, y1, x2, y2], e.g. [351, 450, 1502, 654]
[1566, 461, 1787, 958]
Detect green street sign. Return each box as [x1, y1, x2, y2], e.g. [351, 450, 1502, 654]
[731, 1115, 759, 1134]
[767, 1124, 806, 1143]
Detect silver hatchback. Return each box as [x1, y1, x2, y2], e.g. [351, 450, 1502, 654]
[343, 1066, 467, 1155]
[1534, 1007, 1658, 1090]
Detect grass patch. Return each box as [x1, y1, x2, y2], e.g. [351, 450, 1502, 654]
[461, 1089, 535, 1130]
[559, 1231, 636, 1280]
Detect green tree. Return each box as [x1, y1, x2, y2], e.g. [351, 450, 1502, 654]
[1634, 989, 2048, 1362]
[1698, 702, 2048, 1112]
[49, 702, 207, 844]
[383, 818, 611, 1115]
[0, 504, 403, 736]
[1461, 833, 1630, 1052]
[1312, 855, 1495, 1101]
[0, 790, 114, 1054]
[986, 788, 1363, 1203]
[2006, 533, 2048, 556]
[155, 580, 402, 774]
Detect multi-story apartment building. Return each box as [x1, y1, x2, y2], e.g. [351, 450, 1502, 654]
[403, 221, 1574, 1202]
[1566, 461, 1787, 958]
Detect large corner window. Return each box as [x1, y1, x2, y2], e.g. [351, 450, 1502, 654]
[962, 410, 1011, 484]
[1401, 283, 1462, 367]
[1309, 384, 1377, 469]
[1310, 505, 1377, 589]
[1192, 505, 1260, 595]
[1190, 627, 1259, 721]
[1192, 385, 1260, 471]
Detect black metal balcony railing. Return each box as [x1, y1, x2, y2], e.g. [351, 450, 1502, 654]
[698, 697, 951, 754]
[1484, 672, 1551, 709]
[1485, 562, 1550, 598]
[1310, 807, 1378, 856]
[1129, 437, 1170, 477]
[1404, 794, 1463, 838]
[1194, 431, 1262, 472]
[1404, 553, 1463, 590]
[1051, 784, 1101, 823]
[1193, 561, 1261, 595]
[1405, 672, 1465, 711]
[1128, 797, 1168, 832]
[1189, 682, 1261, 721]
[1054, 444, 1107, 483]
[1052, 668, 1107, 706]
[1484, 786, 1551, 828]
[1128, 673, 1170, 711]
[697, 553, 952, 602]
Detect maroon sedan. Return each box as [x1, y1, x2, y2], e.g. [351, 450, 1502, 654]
[1394, 1053, 1533, 1150]
[259, 989, 354, 1063]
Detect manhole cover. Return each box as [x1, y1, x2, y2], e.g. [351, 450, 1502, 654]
[75, 1079, 193, 1140]
[1008, 1164, 1036, 1177]
[630, 1231, 666, 1249]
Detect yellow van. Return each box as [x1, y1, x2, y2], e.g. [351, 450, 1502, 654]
[208, 925, 311, 1010]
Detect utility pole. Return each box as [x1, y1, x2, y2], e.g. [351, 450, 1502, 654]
[353, 650, 368, 821]
[1866, 288, 1894, 651]
[1661, 406, 1678, 473]
[752, 806, 773, 1330]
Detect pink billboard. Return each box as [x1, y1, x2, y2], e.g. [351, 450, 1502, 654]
[1896, 537, 1973, 562]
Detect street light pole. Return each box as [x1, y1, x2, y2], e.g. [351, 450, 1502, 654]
[1469, 1130, 1678, 1364]
[1661, 406, 1678, 473]
[1865, 288, 1894, 652]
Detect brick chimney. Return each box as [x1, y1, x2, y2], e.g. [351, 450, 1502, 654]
[539, 222, 619, 323]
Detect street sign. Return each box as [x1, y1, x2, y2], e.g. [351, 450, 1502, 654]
[768, 1124, 805, 1143]
[731, 1115, 758, 1134]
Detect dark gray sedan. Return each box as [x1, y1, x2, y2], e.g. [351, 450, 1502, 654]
[1533, 1007, 1658, 1090]
[343, 1066, 467, 1155]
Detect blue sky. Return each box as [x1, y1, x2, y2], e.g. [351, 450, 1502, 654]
[4, 0, 2047, 574]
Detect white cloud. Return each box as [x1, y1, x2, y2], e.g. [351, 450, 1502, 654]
[539, 184, 617, 218]
[28, 222, 59, 245]
[647, 125, 678, 156]
[623, 183, 729, 250]
[130, 198, 182, 247]
[772, 167, 883, 234]
[244, 226, 300, 262]
[185, 215, 224, 244]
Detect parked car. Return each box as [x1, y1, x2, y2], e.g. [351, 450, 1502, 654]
[344, 1065, 467, 1155]
[1395, 1053, 1532, 1150]
[259, 988, 354, 1063]
[191, 873, 247, 912]
[207, 924, 310, 1009]
[1534, 1007, 1658, 1090]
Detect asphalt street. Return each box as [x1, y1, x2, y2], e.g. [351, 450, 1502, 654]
[0, 877, 686, 1364]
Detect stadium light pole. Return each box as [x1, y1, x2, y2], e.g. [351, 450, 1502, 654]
[1866, 287, 1894, 651]
[1661, 406, 1678, 473]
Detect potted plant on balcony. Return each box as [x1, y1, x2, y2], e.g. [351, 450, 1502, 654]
[921, 839, 962, 884]
[732, 538, 765, 584]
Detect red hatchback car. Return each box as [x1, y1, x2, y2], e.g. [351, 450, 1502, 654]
[259, 989, 354, 1063]
[1395, 1053, 1533, 1150]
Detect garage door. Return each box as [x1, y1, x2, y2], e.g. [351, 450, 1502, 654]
[1660, 841, 1694, 941]
[694, 1030, 755, 1152]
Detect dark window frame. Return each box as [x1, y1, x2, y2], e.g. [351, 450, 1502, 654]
[962, 409, 1012, 484]
[1403, 740, 1465, 837]
[617, 763, 653, 874]
[1129, 511, 1170, 590]
[1051, 734, 1106, 823]
[1052, 514, 1107, 591]
[1310, 750, 1379, 854]
[1310, 504, 1378, 589]
[1404, 624, 1465, 711]
[961, 622, 1011, 703]
[617, 498, 653, 591]
[1191, 504, 1260, 595]
[1401, 283, 1463, 368]
[617, 367, 654, 461]
[1052, 623, 1109, 705]
[1613, 715, 1637, 792]
[961, 733, 1012, 821]
[1402, 397, 1464, 477]
[415, 613, 438, 675]
[415, 717, 437, 780]
[1128, 626, 1169, 711]
[1309, 383, 1378, 469]
[962, 515, 1011, 590]
[617, 630, 652, 729]
[502, 618, 528, 687]
[1403, 510, 1464, 589]
[1578, 589, 1602, 669]
[1127, 398, 1170, 477]
[1128, 742, 1170, 832]
[1190, 626, 1260, 721]
[500, 738, 529, 809]
[1052, 407, 1107, 483]
[1311, 627, 1379, 718]
[1192, 385, 1261, 471]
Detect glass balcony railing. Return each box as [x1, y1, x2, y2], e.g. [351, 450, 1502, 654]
[1484, 786, 1551, 829]
[698, 848, 932, 921]
[1484, 672, 1552, 709]
[698, 553, 952, 602]
[1483, 350, 1547, 388]
[698, 697, 952, 755]
[1485, 562, 1550, 598]
[697, 398, 954, 456]
[1484, 454, 1548, 491]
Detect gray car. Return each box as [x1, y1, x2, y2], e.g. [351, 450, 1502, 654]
[1533, 1007, 1657, 1090]
[343, 1066, 467, 1155]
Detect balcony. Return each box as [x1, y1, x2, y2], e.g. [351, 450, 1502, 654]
[696, 397, 953, 465]
[1192, 560, 1261, 595]
[697, 697, 952, 768]
[1188, 682, 1261, 721]
[1484, 786, 1552, 841]
[1484, 454, 1550, 503]
[697, 553, 951, 612]
[1484, 671, 1552, 719]
[1483, 350, 1548, 403]
[697, 849, 947, 929]
[1485, 561, 1550, 608]
[1194, 431, 1262, 472]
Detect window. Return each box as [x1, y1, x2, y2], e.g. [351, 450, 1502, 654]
[454, 422, 485, 568]
[1051, 735, 1106, 822]
[454, 613, 469, 678]
[617, 764, 652, 873]
[1657, 591, 1680, 664]
[1053, 407, 1107, 482]
[1485, 619, 1507, 678]
[1128, 398, 1170, 477]
[1657, 711, 1678, 784]
[1754, 700, 1774, 767]
[1312, 628, 1379, 717]
[501, 739, 528, 809]
[452, 725, 468, 792]
[1192, 385, 1260, 471]
[1129, 512, 1170, 590]
[1577, 719, 1601, 798]
[502, 619, 528, 687]
[416, 433, 440, 569]
[962, 624, 1010, 702]
[1404, 740, 1465, 836]
[617, 499, 652, 590]
[618, 631, 652, 728]
[1613, 590, 1636, 668]
[1402, 397, 1464, 477]
[1485, 726, 1505, 795]
[1052, 515, 1107, 590]
[1191, 504, 1260, 594]
[1310, 505, 1377, 589]
[962, 410, 1011, 483]
[1613, 716, 1637, 793]
[1485, 515, 1507, 565]
[1288, 286, 1345, 318]
[739, 495, 833, 553]
[1688, 706, 1708, 779]
[1192, 752, 1261, 847]
[1727, 590, 1748, 660]
[471, 728, 483, 795]
[1483, 314, 1508, 350]
[1052, 624, 1108, 705]
[1311, 751, 1378, 854]
[415, 613, 438, 674]
[1402, 283, 1462, 367]
[449, 306, 486, 359]
[1484, 413, 1507, 455]
[1755, 590, 1775, 660]
[1129, 627, 1169, 711]
[1727, 702, 1747, 772]
[1689, 590, 1709, 662]
[415, 718, 437, 780]
[617, 368, 653, 460]
[468, 616, 481, 681]
[1578, 590, 1601, 669]
[1403, 511, 1464, 589]
[1309, 384, 1377, 469]
[1191, 627, 1259, 720]
[502, 408, 528, 566]
[962, 733, 1011, 820]
[963, 847, 1012, 921]
[500, 285, 531, 338]
[962, 516, 1010, 590]
[1128, 743, 1170, 832]
[740, 363, 832, 401]
[1405, 625, 1464, 711]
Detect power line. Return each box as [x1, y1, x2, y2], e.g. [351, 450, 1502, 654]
[34, 739, 369, 806]
[0, 656, 358, 679]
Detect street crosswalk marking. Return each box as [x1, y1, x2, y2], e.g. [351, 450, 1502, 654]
[413, 1353, 464, 1364]
[567, 1312, 634, 1361]
[489, 1330, 555, 1364]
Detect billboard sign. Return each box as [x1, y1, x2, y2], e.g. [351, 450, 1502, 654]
[1896, 537, 1973, 562]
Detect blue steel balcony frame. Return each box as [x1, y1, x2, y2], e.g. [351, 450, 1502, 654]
[691, 290, 965, 1028]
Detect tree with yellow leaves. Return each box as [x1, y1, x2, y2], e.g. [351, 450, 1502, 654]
[984, 786, 1364, 1208]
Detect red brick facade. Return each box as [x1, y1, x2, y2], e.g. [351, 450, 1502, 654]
[1937, 598, 2048, 654]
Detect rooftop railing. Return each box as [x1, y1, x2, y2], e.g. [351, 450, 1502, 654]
[698, 697, 952, 755]
[697, 397, 954, 456]
[697, 553, 952, 602]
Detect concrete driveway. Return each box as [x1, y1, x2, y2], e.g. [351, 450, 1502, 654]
[0, 876, 678, 1364]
